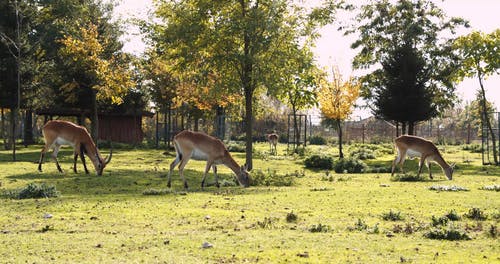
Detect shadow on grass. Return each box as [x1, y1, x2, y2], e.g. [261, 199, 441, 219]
[3, 167, 280, 197]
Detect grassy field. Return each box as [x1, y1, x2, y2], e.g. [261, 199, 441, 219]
[0, 142, 499, 263]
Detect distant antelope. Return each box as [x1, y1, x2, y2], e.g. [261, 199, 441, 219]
[267, 133, 278, 155]
[38, 120, 112, 175]
[167, 130, 250, 189]
[391, 135, 454, 180]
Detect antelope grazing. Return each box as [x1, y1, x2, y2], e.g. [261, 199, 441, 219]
[168, 130, 250, 189]
[38, 120, 112, 175]
[391, 135, 454, 180]
[267, 133, 278, 155]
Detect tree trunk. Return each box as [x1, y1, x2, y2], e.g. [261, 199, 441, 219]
[478, 70, 498, 165]
[292, 105, 299, 153]
[23, 109, 34, 146]
[91, 90, 99, 142]
[1, 108, 7, 150]
[408, 121, 415, 135]
[244, 87, 253, 170]
[10, 107, 16, 160]
[337, 119, 344, 159]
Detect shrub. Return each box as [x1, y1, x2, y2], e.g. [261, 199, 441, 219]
[309, 223, 330, 233]
[445, 210, 461, 221]
[480, 185, 500, 192]
[257, 217, 279, 229]
[487, 225, 498, 238]
[286, 212, 298, 223]
[431, 216, 449, 227]
[462, 144, 482, 153]
[382, 210, 404, 221]
[333, 158, 367, 173]
[226, 141, 246, 152]
[304, 155, 334, 170]
[250, 169, 295, 187]
[349, 147, 375, 160]
[464, 208, 487, 221]
[424, 225, 471, 241]
[390, 172, 427, 182]
[5, 183, 60, 199]
[309, 135, 327, 145]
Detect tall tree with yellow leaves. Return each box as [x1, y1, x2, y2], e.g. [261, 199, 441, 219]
[319, 68, 360, 158]
[58, 23, 133, 140]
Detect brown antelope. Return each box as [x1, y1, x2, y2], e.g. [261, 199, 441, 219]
[391, 135, 454, 180]
[38, 120, 112, 175]
[167, 130, 250, 189]
[267, 133, 278, 155]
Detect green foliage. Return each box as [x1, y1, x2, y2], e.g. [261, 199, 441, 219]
[464, 208, 487, 221]
[257, 217, 279, 229]
[480, 185, 500, 191]
[309, 223, 330, 233]
[333, 158, 367, 173]
[445, 210, 461, 221]
[5, 183, 60, 199]
[250, 169, 295, 187]
[381, 210, 404, 221]
[226, 141, 246, 153]
[462, 144, 482, 153]
[349, 146, 375, 160]
[309, 135, 327, 145]
[304, 154, 334, 170]
[390, 172, 426, 182]
[286, 212, 298, 223]
[424, 226, 471, 241]
[347, 0, 467, 125]
[487, 225, 498, 238]
[431, 216, 449, 227]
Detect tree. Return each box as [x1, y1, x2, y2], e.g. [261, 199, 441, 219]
[275, 45, 319, 153]
[0, 0, 38, 159]
[58, 23, 133, 139]
[318, 68, 359, 158]
[374, 43, 436, 134]
[347, 0, 467, 135]
[454, 30, 500, 165]
[144, 0, 326, 170]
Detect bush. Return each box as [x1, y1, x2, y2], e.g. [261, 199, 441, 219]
[286, 212, 298, 223]
[390, 172, 427, 182]
[464, 208, 487, 221]
[480, 185, 500, 192]
[5, 183, 60, 199]
[250, 169, 295, 187]
[309, 223, 331, 233]
[382, 210, 404, 221]
[304, 155, 334, 170]
[333, 158, 367, 173]
[309, 135, 327, 145]
[226, 141, 246, 152]
[349, 147, 375, 160]
[424, 225, 471, 241]
[462, 144, 482, 153]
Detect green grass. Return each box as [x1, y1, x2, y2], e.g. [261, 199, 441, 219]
[0, 143, 499, 263]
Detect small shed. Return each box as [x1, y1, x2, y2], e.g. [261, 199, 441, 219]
[36, 108, 153, 144]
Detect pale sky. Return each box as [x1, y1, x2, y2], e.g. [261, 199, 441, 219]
[115, 0, 500, 118]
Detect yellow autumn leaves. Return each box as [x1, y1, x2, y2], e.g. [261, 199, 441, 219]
[318, 69, 360, 121]
[58, 24, 133, 105]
